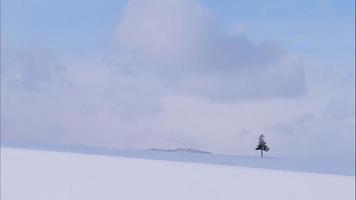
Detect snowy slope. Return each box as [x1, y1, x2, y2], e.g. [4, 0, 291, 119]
[2, 142, 354, 175]
[1, 147, 355, 200]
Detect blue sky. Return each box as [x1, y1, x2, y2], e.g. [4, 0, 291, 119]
[1, 0, 355, 159]
[2, 0, 354, 56]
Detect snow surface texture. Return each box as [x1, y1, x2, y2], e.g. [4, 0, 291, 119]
[1, 147, 355, 200]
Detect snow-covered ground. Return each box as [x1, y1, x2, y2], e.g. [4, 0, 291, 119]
[1, 147, 355, 200]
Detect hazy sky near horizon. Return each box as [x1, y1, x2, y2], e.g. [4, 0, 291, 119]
[1, 0, 355, 159]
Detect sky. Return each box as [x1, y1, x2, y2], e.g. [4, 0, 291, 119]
[1, 0, 355, 160]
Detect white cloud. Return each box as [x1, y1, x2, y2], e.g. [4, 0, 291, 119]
[1, 47, 68, 91]
[109, 0, 306, 101]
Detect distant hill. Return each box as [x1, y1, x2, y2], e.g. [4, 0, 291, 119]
[148, 148, 211, 154]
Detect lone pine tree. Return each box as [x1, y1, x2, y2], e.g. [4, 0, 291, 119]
[255, 134, 270, 157]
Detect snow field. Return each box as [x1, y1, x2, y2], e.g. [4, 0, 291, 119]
[1, 147, 355, 200]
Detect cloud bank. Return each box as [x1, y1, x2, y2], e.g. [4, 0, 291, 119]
[109, 0, 306, 101]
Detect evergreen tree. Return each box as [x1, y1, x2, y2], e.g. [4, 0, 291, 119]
[255, 134, 270, 157]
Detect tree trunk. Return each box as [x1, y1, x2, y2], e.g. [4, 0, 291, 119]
[261, 150, 263, 157]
